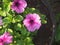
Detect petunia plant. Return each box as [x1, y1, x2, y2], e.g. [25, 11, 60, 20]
[0, 0, 47, 45]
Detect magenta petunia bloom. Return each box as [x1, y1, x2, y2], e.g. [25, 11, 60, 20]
[0, 32, 13, 45]
[11, 0, 27, 13]
[0, 17, 3, 26]
[23, 13, 41, 32]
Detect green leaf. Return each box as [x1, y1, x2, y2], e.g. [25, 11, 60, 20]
[40, 14, 47, 24]
[3, 0, 8, 2]
[24, 37, 32, 43]
[14, 23, 21, 30]
[3, 17, 11, 24]
[8, 28, 13, 33]
[40, 14, 46, 19]
[0, 10, 6, 17]
[16, 40, 25, 45]
[14, 15, 23, 22]
[3, 16, 12, 24]
[3, 0, 11, 2]
[24, 37, 34, 45]
[23, 8, 40, 17]
[20, 25, 28, 36]
[3, 2, 11, 12]
[41, 20, 47, 24]
[3, 13, 13, 24]
[12, 15, 23, 23]
[12, 18, 16, 23]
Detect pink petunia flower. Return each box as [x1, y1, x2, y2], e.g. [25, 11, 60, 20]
[0, 17, 3, 26]
[23, 13, 41, 32]
[0, 32, 13, 45]
[11, 0, 27, 13]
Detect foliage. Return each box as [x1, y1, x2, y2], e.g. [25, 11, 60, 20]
[0, 0, 47, 45]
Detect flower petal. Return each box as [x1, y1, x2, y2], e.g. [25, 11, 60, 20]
[11, 0, 27, 13]
[19, 0, 27, 8]
[0, 43, 3, 45]
[15, 7, 25, 13]
[23, 13, 41, 32]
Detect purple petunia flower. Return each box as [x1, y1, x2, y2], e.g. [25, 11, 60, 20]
[0, 32, 13, 45]
[23, 13, 41, 32]
[0, 17, 3, 26]
[11, 0, 27, 13]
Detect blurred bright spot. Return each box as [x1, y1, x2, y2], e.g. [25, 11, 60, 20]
[14, 41, 16, 43]
[17, 23, 21, 28]
[0, 26, 2, 29]
[8, 28, 13, 33]
[32, 8, 35, 10]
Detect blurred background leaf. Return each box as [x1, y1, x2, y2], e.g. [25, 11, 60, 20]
[55, 24, 60, 41]
[55, 13, 60, 42]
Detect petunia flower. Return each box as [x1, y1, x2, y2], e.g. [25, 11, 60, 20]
[23, 13, 41, 32]
[0, 32, 13, 45]
[0, 17, 3, 26]
[11, 0, 27, 13]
